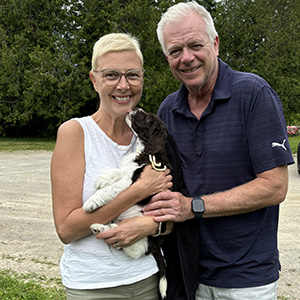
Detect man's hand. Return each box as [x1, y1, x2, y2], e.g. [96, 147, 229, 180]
[143, 190, 194, 222]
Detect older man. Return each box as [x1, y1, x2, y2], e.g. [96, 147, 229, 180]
[144, 1, 294, 299]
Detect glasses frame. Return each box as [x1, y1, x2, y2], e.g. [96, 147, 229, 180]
[94, 69, 145, 86]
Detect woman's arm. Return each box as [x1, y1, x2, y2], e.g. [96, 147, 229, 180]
[51, 120, 172, 244]
[98, 217, 174, 248]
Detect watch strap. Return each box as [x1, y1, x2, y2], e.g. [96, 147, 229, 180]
[152, 221, 167, 237]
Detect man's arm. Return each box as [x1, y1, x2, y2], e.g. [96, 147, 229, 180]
[143, 165, 288, 222]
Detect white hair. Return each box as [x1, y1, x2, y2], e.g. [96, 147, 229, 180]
[157, 1, 218, 55]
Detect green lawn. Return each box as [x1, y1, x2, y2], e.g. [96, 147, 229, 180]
[0, 270, 65, 300]
[287, 135, 300, 154]
[0, 137, 55, 152]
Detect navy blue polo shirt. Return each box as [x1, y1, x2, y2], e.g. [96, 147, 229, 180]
[157, 59, 294, 288]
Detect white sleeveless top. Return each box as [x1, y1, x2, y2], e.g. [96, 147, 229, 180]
[60, 116, 158, 289]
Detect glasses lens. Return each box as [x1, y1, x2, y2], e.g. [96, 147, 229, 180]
[101, 70, 121, 86]
[125, 70, 144, 85]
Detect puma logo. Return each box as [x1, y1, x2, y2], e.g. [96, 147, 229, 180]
[272, 139, 287, 151]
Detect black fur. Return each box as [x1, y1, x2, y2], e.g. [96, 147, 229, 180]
[128, 109, 172, 298]
[131, 110, 172, 204]
[128, 109, 190, 299]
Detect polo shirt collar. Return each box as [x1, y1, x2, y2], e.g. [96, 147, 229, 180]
[172, 58, 232, 115]
[213, 58, 232, 101]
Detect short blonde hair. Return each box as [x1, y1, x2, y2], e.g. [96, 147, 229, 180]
[91, 33, 143, 71]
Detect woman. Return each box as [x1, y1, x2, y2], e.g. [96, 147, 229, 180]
[51, 33, 173, 300]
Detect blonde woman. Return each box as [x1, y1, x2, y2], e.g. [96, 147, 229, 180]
[51, 33, 172, 300]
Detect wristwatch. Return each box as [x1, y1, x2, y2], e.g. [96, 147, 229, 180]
[152, 222, 167, 237]
[191, 197, 205, 219]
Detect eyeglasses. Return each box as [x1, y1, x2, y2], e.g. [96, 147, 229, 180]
[94, 69, 145, 86]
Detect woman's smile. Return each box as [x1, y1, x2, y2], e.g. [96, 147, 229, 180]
[112, 95, 131, 103]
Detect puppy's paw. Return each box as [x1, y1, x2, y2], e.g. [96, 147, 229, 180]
[82, 196, 99, 213]
[89, 223, 118, 235]
[90, 224, 109, 235]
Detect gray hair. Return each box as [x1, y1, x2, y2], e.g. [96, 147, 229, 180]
[157, 1, 218, 55]
[91, 33, 143, 71]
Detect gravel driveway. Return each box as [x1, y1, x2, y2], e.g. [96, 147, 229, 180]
[0, 151, 299, 299]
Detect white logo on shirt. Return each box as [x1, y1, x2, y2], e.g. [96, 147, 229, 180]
[272, 139, 287, 151]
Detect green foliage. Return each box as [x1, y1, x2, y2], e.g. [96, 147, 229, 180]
[0, 0, 96, 137]
[215, 0, 300, 124]
[0, 0, 185, 137]
[1, 0, 299, 137]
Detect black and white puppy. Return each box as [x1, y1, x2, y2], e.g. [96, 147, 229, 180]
[83, 108, 171, 299]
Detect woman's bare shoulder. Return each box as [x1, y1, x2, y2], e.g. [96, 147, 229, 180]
[58, 119, 82, 135]
[54, 119, 84, 155]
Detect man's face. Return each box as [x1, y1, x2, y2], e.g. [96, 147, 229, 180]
[163, 11, 219, 91]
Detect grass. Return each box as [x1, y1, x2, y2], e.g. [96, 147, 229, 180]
[0, 137, 55, 152]
[0, 270, 65, 300]
[287, 135, 300, 154]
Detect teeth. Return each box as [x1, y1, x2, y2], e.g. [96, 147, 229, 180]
[114, 96, 130, 101]
[184, 67, 199, 73]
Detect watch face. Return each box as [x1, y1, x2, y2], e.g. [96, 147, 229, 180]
[193, 198, 205, 212]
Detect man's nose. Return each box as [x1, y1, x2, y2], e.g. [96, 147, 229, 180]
[181, 47, 194, 63]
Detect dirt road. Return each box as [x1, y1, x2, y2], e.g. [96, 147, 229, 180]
[0, 151, 299, 299]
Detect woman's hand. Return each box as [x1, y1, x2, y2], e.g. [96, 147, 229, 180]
[132, 165, 173, 200]
[96, 216, 157, 248]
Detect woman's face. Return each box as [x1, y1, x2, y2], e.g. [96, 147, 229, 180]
[90, 50, 143, 118]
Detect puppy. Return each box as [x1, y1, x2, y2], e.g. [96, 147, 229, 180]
[83, 108, 171, 298]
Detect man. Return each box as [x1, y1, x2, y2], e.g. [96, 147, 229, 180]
[143, 1, 294, 299]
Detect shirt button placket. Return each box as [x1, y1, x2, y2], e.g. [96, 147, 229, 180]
[196, 130, 203, 157]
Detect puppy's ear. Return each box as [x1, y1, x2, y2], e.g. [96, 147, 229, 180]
[131, 111, 149, 134]
[148, 115, 168, 140]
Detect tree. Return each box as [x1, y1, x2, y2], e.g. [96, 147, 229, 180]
[0, 0, 221, 137]
[0, 0, 179, 136]
[215, 0, 300, 124]
[0, 0, 71, 136]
